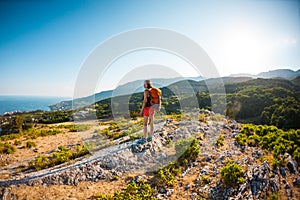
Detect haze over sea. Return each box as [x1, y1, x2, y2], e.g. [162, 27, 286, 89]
[0, 96, 68, 115]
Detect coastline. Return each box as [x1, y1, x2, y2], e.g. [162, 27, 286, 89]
[0, 95, 69, 115]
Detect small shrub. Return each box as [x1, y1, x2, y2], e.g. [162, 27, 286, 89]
[216, 134, 224, 147]
[109, 122, 120, 131]
[129, 134, 141, 141]
[220, 159, 245, 187]
[247, 134, 261, 147]
[212, 114, 222, 121]
[14, 140, 22, 146]
[77, 124, 91, 131]
[269, 192, 278, 200]
[175, 138, 192, 157]
[198, 113, 207, 122]
[293, 147, 300, 162]
[176, 138, 200, 166]
[53, 146, 72, 164]
[0, 132, 23, 141]
[29, 155, 49, 170]
[170, 113, 182, 121]
[259, 156, 267, 163]
[71, 145, 89, 158]
[95, 182, 156, 200]
[0, 142, 16, 154]
[102, 128, 112, 138]
[68, 124, 88, 132]
[155, 162, 181, 187]
[235, 133, 247, 146]
[26, 141, 37, 148]
[271, 157, 285, 170]
[166, 139, 172, 145]
[29, 145, 89, 171]
[201, 174, 211, 184]
[156, 167, 178, 187]
[96, 194, 113, 200]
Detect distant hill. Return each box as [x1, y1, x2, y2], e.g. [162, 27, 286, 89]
[165, 77, 252, 95]
[49, 76, 203, 110]
[49, 90, 113, 110]
[228, 73, 253, 77]
[112, 76, 203, 96]
[229, 68, 300, 80]
[291, 75, 300, 87]
[256, 69, 300, 79]
[50, 68, 299, 111]
[91, 77, 299, 129]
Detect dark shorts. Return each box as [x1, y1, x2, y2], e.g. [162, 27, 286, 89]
[144, 107, 151, 117]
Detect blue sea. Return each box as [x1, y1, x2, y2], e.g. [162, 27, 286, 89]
[0, 96, 69, 115]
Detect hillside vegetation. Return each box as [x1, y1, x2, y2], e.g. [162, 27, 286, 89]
[1, 77, 299, 137]
[93, 77, 300, 129]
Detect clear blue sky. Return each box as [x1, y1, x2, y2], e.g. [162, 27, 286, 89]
[0, 0, 299, 97]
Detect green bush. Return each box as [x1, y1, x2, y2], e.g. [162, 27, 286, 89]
[96, 194, 113, 200]
[0, 142, 16, 154]
[20, 128, 62, 139]
[14, 140, 22, 146]
[53, 146, 73, 164]
[102, 128, 112, 138]
[95, 182, 156, 200]
[235, 133, 247, 146]
[247, 134, 261, 147]
[175, 138, 196, 158]
[176, 138, 200, 166]
[220, 159, 245, 187]
[68, 124, 91, 132]
[71, 145, 89, 159]
[201, 174, 211, 184]
[198, 113, 207, 122]
[271, 157, 285, 170]
[154, 162, 181, 187]
[26, 141, 37, 148]
[29, 155, 49, 171]
[166, 139, 172, 146]
[212, 114, 222, 121]
[293, 147, 300, 162]
[216, 134, 225, 147]
[29, 145, 89, 171]
[108, 122, 120, 131]
[0, 132, 23, 141]
[269, 192, 278, 200]
[156, 165, 178, 187]
[236, 124, 299, 162]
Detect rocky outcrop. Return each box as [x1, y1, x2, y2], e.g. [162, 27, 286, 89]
[1, 110, 299, 200]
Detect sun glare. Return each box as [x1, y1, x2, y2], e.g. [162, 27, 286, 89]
[218, 28, 270, 74]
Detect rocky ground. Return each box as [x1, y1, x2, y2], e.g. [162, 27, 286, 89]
[0, 110, 299, 199]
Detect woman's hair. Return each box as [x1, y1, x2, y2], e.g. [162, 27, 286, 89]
[145, 80, 153, 89]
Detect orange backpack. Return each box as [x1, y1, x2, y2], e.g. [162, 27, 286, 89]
[149, 88, 161, 105]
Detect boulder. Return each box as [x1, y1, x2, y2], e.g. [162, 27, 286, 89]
[285, 153, 298, 174]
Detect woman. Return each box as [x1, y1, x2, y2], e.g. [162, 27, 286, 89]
[139, 80, 161, 141]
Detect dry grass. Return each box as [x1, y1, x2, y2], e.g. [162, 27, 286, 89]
[0, 120, 104, 179]
[9, 178, 128, 200]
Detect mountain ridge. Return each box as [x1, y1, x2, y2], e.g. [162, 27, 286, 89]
[49, 68, 299, 111]
[229, 68, 300, 79]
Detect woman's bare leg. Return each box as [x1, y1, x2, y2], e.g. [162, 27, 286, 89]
[143, 116, 149, 139]
[149, 108, 155, 136]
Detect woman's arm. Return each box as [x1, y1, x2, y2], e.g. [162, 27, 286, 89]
[139, 90, 148, 116]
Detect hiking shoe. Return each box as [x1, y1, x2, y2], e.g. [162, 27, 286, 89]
[138, 138, 147, 144]
[147, 136, 152, 142]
